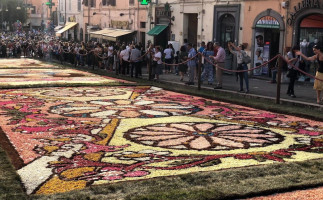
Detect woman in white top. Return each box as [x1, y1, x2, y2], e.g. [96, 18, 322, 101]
[254, 48, 263, 76]
[164, 44, 174, 73]
[152, 46, 163, 80]
[228, 42, 250, 93]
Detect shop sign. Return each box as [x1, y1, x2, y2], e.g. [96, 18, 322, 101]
[156, 7, 171, 17]
[256, 16, 279, 29]
[111, 20, 129, 29]
[287, 0, 320, 25]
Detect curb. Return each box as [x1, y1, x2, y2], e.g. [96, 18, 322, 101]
[155, 79, 323, 112]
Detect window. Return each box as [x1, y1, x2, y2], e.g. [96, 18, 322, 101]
[108, 0, 116, 6]
[102, 0, 107, 6]
[91, 0, 96, 7]
[140, 22, 146, 28]
[83, 0, 88, 6]
[129, 0, 134, 6]
[31, 6, 36, 14]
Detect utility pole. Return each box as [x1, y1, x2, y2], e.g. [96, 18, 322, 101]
[88, 0, 90, 42]
[65, 0, 66, 24]
[1, 1, 3, 31]
[49, 0, 52, 22]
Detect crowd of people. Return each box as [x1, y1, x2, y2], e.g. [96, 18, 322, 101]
[0, 31, 228, 88]
[0, 30, 322, 104]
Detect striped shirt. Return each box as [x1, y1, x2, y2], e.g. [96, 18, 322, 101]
[214, 47, 226, 63]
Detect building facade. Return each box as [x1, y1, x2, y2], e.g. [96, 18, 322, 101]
[55, 0, 148, 43]
[56, 0, 82, 41]
[27, 0, 58, 30]
[148, 0, 322, 76]
[52, 0, 323, 77]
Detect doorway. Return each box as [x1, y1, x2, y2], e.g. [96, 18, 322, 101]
[219, 14, 235, 71]
[187, 14, 198, 45]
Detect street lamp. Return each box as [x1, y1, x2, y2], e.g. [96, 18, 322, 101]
[17, 0, 22, 10]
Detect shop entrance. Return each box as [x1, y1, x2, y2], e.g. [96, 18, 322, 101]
[299, 14, 323, 76]
[254, 16, 280, 76]
[264, 28, 280, 68]
[154, 27, 169, 49]
[299, 14, 323, 47]
[219, 14, 235, 71]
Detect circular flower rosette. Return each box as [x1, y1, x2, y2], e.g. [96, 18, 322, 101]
[123, 122, 284, 151]
[50, 99, 201, 118]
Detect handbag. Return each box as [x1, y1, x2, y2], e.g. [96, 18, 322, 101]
[242, 53, 251, 64]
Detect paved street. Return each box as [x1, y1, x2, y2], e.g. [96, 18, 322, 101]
[122, 64, 322, 111]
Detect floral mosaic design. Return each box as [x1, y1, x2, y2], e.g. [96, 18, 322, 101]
[0, 59, 132, 87]
[0, 68, 126, 86]
[124, 122, 284, 150]
[0, 59, 57, 69]
[0, 86, 322, 195]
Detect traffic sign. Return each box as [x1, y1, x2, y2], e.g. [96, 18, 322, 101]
[140, 0, 151, 5]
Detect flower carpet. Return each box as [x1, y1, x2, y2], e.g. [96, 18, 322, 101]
[0, 59, 60, 69]
[0, 59, 132, 87]
[0, 68, 129, 87]
[0, 86, 322, 195]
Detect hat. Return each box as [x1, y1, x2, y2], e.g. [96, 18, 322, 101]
[214, 42, 220, 46]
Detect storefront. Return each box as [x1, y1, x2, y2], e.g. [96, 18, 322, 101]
[251, 9, 285, 76]
[147, 7, 171, 49]
[213, 5, 240, 71]
[287, 0, 323, 76]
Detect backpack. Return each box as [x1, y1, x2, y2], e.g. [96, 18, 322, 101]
[242, 52, 251, 64]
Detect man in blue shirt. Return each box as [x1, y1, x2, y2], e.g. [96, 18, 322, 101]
[198, 41, 206, 53]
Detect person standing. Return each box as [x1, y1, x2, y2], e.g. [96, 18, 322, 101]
[178, 45, 188, 82]
[147, 43, 155, 80]
[164, 44, 173, 73]
[211, 42, 226, 89]
[130, 44, 142, 78]
[198, 41, 206, 79]
[296, 45, 323, 104]
[254, 48, 263, 76]
[286, 46, 300, 98]
[185, 43, 197, 85]
[201, 42, 214, 85]
[152, 46, 163, 81]
[119, 45, 129, 75]
[228, 42, 250, 93]
[107, 42, 114, 70]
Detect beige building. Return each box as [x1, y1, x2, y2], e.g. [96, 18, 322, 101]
[26, 0, 58, 29]
[150, 0, 322, 76]
[55, 0, 148, 43]
[84, 0, 148, 44]
[56, 0, 83, 40]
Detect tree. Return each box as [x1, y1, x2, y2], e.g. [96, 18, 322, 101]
[0, 0, 27, 29]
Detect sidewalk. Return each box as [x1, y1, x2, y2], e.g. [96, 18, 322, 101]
[47, 58, 322, 111]
[140, 68, 322, 111]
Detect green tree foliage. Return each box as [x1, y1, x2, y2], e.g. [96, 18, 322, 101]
[0, 0, 27, 26]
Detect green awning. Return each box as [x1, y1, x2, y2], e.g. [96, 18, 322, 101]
[147, 25, 168, 36]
